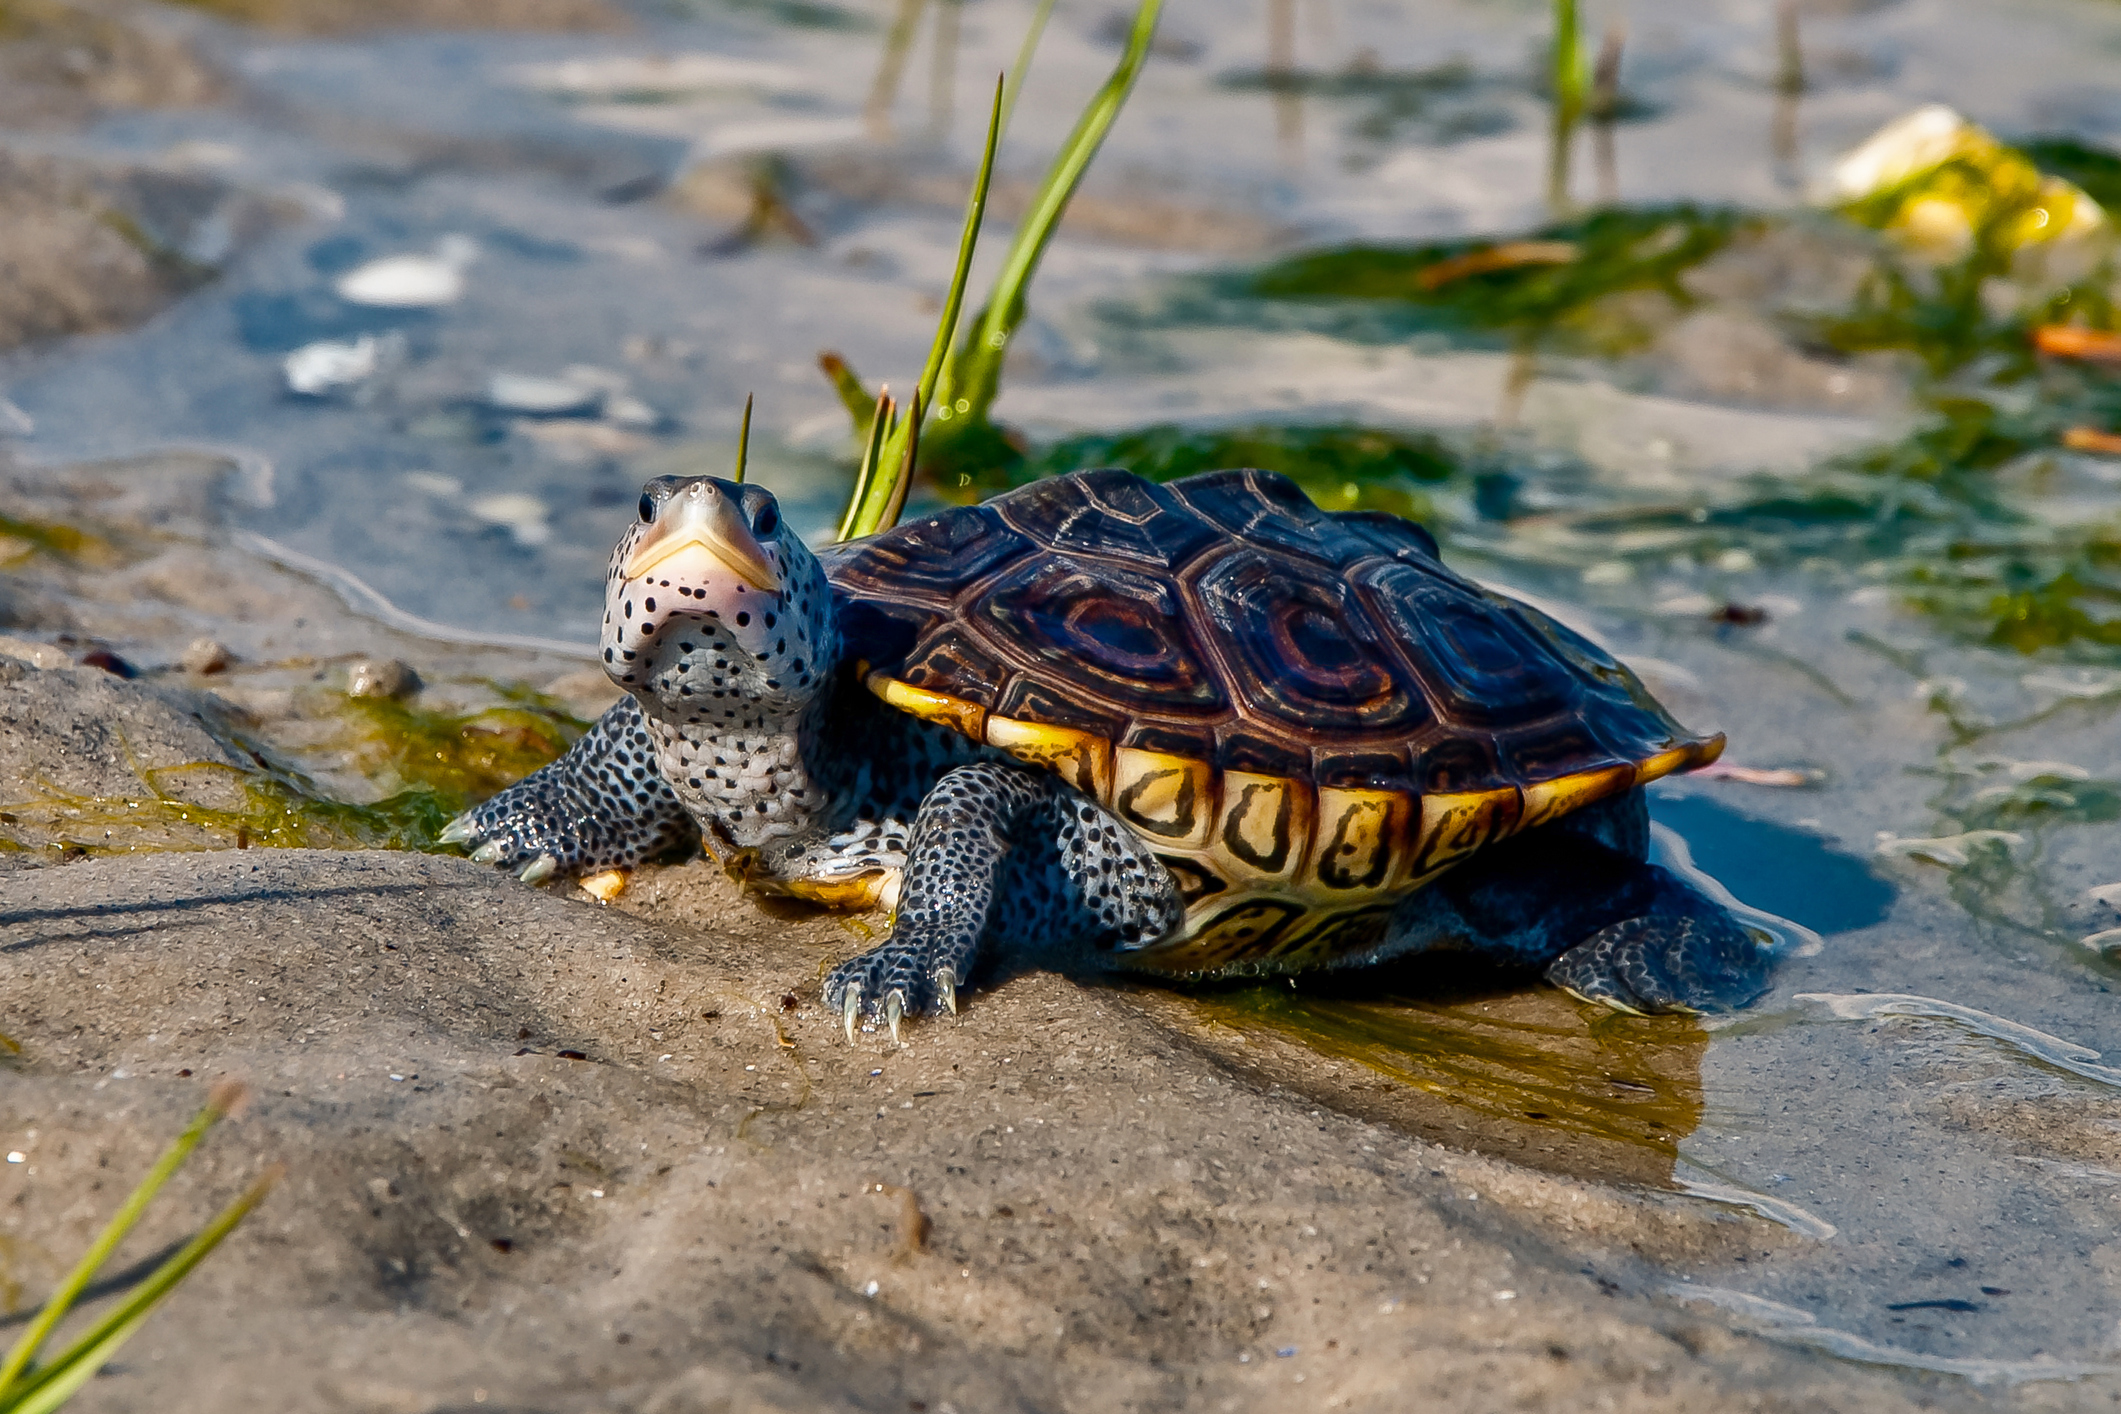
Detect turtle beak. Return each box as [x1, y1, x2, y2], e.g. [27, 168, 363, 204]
[622, 483, 780, 593]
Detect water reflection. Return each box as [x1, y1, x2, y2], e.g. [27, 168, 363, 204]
[1173, 974, 1707, 1189]
[1153, 789, 1886, 1194]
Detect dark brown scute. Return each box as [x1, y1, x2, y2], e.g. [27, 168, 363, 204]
[826, 467, 1707, 793]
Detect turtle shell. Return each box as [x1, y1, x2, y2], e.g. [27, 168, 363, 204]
[820, 468, 1722, 974]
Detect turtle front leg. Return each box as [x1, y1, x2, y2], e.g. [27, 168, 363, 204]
[822, 761, 1181, 1042]
[440, 695, 698, 881]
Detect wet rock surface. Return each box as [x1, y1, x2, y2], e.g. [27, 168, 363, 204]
[0, 658, 249, 869]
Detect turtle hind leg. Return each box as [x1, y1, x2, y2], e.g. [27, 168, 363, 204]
[1544, 874, 1774, 1014]
[1364, 796, 1774, 1014]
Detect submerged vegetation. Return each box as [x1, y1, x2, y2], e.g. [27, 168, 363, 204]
[1245, 203, 1748, 354]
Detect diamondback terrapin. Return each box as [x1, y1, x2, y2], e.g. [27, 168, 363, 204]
[444, 467, 1772, 1039]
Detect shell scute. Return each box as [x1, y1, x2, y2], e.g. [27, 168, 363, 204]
[979, 554, 1226, 711]
[992, 468, 1220, 571]
[828, 502, 1030, 605]
[1192, 547, 1432, 740]
[1168, 468, 1376, 568]
[894, 623, 1009, 709]
[1331, 507, 1443, 563]
[994, 674, 1130, 742]
[1354, 560, 1574, 729]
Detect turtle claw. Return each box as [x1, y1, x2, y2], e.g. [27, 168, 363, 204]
[470, 840, 505, 865]
[824, 945, 969, 1043]
[438, 815, 477, 846]
[519, 853, 558, 885]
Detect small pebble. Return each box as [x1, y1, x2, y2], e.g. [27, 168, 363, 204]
[487, 372, 600, 417]
[182, 637, 234, 675]
[348, 658, 421, 700]
[336, 235, 476, 307]
[78, 648, 137, 679]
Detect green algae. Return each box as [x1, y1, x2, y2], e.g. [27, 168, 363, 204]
[0, 513, 117, 564]
[343, 692, 586, 813]
[1243, 205, 1749, 355]
[0, 689, 586, 861]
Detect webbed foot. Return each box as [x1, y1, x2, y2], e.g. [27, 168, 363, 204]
[1545, 907, 1773, 1015]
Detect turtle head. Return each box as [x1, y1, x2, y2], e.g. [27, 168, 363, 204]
[602, 476, 837, 726]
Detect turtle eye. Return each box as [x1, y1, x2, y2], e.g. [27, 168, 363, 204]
[752, 502, 779, 537]
[638, 493, 656, 524]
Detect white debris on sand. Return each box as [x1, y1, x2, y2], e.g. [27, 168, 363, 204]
[334, 234, 479, 308]
[284, 334, 385, 395]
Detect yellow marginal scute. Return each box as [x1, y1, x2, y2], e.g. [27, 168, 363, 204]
[1518, 763, 1636, 833]
[985, 714, 1115, 802]
[866, 672, 986, 744]
[1113, 748, 1214, 848]
[1409, 786, 1521, 884]
[1307, 788, 1413, 894]
[1209, 771, 1309, 882]
[1634, 732, 1727, 786]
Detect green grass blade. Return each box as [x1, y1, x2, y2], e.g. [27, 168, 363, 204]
[1, 1167, 281, 1414]
[1546, 0, 1586, 212]
[884, 388, 923, 530]
[935, 0, 1164, 428]
[835, 387, 897, 542]
[841, 73, 1004, 540]
[999, 0, 1056, 141]
[731, 393, 754, 484]
[0, 1084, 244, 1392]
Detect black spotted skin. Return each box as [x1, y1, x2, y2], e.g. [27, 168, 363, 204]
[448, 695, 698, 873]
[451, 467, 1772, 1035]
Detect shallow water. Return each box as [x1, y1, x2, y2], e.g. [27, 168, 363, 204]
[4, 0, 2121, 1395]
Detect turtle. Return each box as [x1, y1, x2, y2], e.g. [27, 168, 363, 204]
[442, 466, 1774, 1039]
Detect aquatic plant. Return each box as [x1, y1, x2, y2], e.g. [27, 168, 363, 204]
[0, 1084, 277, 1414]
[828, 0, 1166, 533]
[1246, 203, 1746, 355]
[1546, 0, 1589, 212]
